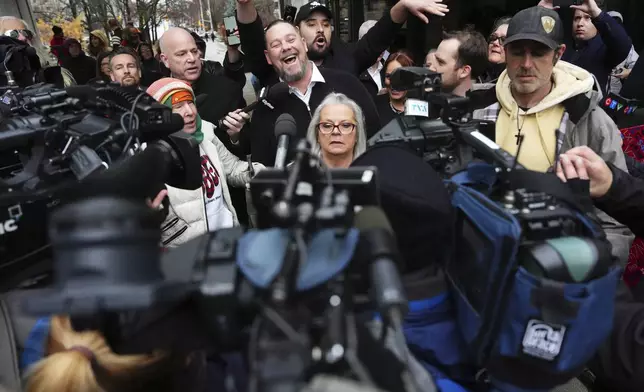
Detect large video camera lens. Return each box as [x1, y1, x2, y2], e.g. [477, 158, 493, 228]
[49, 197, 162, 285]
[23, 197, 180, 315]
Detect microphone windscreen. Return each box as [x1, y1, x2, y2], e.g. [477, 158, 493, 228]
[69, 146, 169, 202]
[274, 113, 298, 138]
[168, 113, 185, 131]
[267, 82, 290, 100]
[353, 206, 394, 234]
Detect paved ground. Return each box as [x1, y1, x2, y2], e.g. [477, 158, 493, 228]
[204, 38, 257, 105]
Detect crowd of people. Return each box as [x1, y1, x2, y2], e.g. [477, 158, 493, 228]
[1, 0, 644, 390]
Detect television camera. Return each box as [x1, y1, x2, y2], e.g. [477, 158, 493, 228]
[0, 78, 201, 291]
[367, 67, 498, 177]
[21, 133, 424, 392]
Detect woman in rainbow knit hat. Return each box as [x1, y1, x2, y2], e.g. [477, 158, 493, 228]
[147, 77, 264, 247]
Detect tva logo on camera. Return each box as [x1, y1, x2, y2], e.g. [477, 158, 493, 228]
[604, 96, 638, 115]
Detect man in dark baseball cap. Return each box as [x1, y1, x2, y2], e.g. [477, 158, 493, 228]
[294, 1, 333, 26]
[503, 5, 564, 50]
[471, 5, 630, 263]
[292, 1, 335, 62]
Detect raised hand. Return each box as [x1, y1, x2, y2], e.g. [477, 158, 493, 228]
[570, 0, 602, 18]
[402, 0, 450, 23]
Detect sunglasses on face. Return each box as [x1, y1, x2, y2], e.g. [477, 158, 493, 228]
[4, 29, 34, 41]
[488, 34, 506, 45]
[318, 122, 356, 134]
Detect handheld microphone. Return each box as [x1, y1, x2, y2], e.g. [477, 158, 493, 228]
[216, 82, 289, 129]
[273, 113, 298, 169]
[353, 206, 408, 324]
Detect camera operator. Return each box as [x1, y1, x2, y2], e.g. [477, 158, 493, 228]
[470, 6, 632, 264]
[428, 29, 488, 97]
[146, 78, 264, 247]
[556, 146, 644, 391]
[376, 51, 415, 127]
[0, 16, 57, 71]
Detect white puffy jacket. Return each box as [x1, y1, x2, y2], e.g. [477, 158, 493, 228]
[161, 120, 264, 247]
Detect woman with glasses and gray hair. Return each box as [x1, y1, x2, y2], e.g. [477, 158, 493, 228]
[306, 93, 367, 168]
[480, 16, 511, 83]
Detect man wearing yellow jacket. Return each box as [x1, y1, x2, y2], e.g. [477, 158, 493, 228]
[471, 6, 631, 262]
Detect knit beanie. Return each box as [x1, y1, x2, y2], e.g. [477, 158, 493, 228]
[146, 78, 203, 143]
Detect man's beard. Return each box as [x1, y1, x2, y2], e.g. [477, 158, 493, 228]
[307, 43, 330, 61]
[121, 77, 138, 87]
[278, 60, 308, 82]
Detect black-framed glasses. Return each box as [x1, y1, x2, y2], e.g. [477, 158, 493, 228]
[488, 34, 506, 45]
[4, 29, 33, 41]
[318, 122, 356, 134]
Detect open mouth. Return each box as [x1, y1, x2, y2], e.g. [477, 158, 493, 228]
[282, 54, 297, 65]
[315, 36, 326, 46]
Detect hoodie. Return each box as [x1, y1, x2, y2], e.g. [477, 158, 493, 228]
[60, 38, 96, 85]
[471, 61, 632, 265]
[494, 61, 595, 172]
[89, 29, 110, 58]
[472, 60, 626, 173]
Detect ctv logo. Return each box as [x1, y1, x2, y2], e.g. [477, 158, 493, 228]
[604, 97, 638, 115]
[0, 204, 22, 236]
[0, 219, 18, 236]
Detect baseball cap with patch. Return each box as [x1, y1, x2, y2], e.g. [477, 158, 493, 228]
[294, 1, 333, 26]
[504, 6, 564, 50]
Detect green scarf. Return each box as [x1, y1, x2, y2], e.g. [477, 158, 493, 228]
[163, 95, 204, 144]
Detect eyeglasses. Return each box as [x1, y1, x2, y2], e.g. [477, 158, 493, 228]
[488, 34, 506, 45]
[318, 122, 356, 134]
[4, 29, 34, 41]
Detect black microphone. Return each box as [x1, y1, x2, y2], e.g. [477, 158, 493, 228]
[216, 82, 289, 130]
[274, 113, 297, 169]
[353, 206, 408, 324]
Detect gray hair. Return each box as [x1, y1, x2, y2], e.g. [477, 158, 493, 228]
[0, 16, 28, 34]
[306, 93, 367, 161]
[358, 20, 377, 40]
